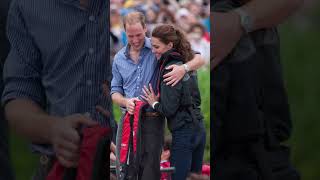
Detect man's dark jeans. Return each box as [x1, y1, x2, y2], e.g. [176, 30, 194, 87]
[116, 113, 164, 180]
[170, 122, 206, 180]
[138, 115, 164, 180]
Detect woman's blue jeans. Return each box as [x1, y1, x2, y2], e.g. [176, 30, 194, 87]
[170, 122, 206, 180]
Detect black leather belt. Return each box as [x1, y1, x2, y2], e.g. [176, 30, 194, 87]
[144, 112, 161, 117]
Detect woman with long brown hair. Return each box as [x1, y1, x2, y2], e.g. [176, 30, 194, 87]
[141, 24, 206, 180]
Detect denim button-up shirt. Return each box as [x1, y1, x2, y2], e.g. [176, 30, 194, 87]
[111, 38, 158, 100]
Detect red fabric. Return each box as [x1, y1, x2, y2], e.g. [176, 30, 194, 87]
[46, 126, 110, 180]
[119, 101, 146, 163]
[46, 160, 64, 180]
[160, 160, 170, 180]
[133, 101, 144, 153]
[203, 32, 210, 42]
[76, 126, 110, 180]
[119, 112, 131, 163]
[201, 164, 211, 176]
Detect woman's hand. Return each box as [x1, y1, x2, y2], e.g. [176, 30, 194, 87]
[141, 84, 159, 106]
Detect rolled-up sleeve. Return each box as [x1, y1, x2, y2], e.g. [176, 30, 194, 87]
[110, 55, 124, 96]
[1, 0, 45, 107]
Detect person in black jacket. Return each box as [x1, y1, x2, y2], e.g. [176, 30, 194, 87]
[141, 24, 206, 180]
[0, 0, 15, 179]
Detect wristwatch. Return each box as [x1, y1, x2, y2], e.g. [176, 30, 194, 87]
[152, 101, 159, 109]
[183, 64, 190, 73]
[234, 8, 254, 33]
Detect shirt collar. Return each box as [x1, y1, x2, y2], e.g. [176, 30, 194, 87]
[124, 37, 152, 59]
[144, 37, 152, 49]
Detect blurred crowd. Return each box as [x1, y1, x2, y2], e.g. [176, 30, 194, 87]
[110, 0, 210, 66]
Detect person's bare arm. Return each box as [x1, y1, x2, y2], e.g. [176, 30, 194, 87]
[164, 54, 205, 86]
[242, 0, 303, 31]
[211, 0, 303, 69]
[185, 54, 206, 71]
[111, 92, 139, 114]
[6, 99, 56, 143]
[5, 99, 97, 167]
[111, 92, 127, 108]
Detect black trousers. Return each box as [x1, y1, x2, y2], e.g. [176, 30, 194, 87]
[116, 113, 165, 180]
[138, 115, 164, 180]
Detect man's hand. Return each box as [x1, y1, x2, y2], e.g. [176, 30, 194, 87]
[110, 152, 116, 162]
[125, 97, 139, 114]
[50, 114, 97, 168]
[211, 12, 244, 70]
[110, 142, 116, 154]
[163, 64, 186, 86]
[141, 84, 159, 106]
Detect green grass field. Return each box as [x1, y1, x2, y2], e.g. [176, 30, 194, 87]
[9, 68, 210, 179]
[280, 25, 320, 180]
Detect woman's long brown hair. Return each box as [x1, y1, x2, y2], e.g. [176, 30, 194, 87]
[152, 24, 194, 62]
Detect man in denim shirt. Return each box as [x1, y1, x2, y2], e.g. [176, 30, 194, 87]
[2, 0, 115, 179]
[111, 12, 205, 180]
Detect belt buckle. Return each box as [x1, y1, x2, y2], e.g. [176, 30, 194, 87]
[145, 112, 159, 117]
[40, 155, 49, 165]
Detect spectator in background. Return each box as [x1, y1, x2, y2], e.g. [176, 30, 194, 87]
[145, 6, 159, 34]
[187, 1, 202, 19]
[109, 0, 210, 69]
[110, 0, 210, 42]
[188, 23, 210, 66]
[156, 7, 176, 24]
[175, 8, 196, 32]
[160, 135, 172, 180]
[110, 5, 123, 57]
